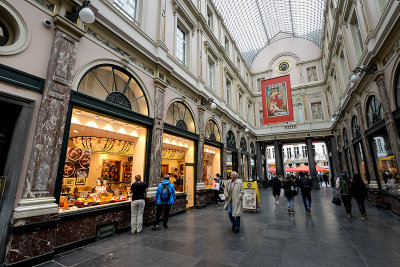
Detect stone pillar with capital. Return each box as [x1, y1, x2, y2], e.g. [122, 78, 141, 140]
[256, 142, 264, 181]
[221, 120, 227, 180]
[196, 106, 206, 190]
[147, 79, 167, 195]
[14, 17, 84, 219]
[274, 140, 284, 178]
[306, 138, 319, 189]
[355, 103, 377, 188]
[375, 74, 400, 177]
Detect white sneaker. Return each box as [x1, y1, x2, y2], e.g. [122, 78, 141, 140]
[276, 201, 279, 205]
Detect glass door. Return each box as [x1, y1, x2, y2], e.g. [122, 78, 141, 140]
[184, 163, 195, 208]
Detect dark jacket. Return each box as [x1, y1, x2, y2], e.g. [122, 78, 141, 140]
[283, 179, 297, 198]
[351, 180, 367, 199]
[271, 177, 282, 195]
[297, 176, 312, 193]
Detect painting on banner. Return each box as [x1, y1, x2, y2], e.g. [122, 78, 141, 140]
[261, 75, 294, 125]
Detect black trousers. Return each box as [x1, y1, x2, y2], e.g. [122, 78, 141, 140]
[214, 190, 222, 204]
[341, 194, 352, 215]
[155, 204, 171, 227]
[355, 197, 366, 215]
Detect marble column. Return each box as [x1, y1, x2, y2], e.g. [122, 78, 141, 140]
[221, 120, 227, 180]
[237, 131, 242, 178]
[256, 142, 264, 181]
[14, 17, 84, 219]
[348, 140, 359, 176]
[328, 136, 341, 185]
[375, 73, 400, 176]
[264, 143, 269, 179]
[196, 106, 205, 190]
[306, 138, 319, 189]
[273, 140, 284, 177]
[355, 103, 378, 188]
[147, 79, 167, 195]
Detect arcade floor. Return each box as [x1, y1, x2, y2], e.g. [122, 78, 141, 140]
[38, 187, 400, 267]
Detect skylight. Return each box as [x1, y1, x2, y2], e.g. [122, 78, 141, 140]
[212, 0, 326, 67]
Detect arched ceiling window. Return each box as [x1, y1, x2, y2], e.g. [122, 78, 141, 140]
[250, 143, 255, 155]
[78, 65, 148, 116]
[205, 120, 221, 142]
[211, 0, 325, 66]
[343, 128, 349, 146]
[240, 137, 247, 152]
[352, 116, 361, 139]
[395, 65, 400, 108]
[366, 95, 384, 128]
[227, 131, 236, 150]
[165, 101, 195, 133]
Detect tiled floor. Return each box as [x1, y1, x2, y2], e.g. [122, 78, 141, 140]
[37, 187, 400, 267]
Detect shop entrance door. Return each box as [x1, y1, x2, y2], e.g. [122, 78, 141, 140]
[184, 163, 195, 208]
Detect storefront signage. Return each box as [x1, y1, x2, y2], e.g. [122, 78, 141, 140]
[261, 75, 294, 125]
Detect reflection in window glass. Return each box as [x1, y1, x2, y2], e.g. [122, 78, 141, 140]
[165, 102, 195, 133]
[0, 20, 9, 46]
[113, 0, 137, 20]
[176, 26, 186, 64]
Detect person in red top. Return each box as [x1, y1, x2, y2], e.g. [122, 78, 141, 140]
[268, 88, 285, 116]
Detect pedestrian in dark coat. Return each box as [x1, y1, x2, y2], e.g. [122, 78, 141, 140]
[283, 176, 297, 213]
[271, 173, 282, 205]
[351, 174, 367, 219]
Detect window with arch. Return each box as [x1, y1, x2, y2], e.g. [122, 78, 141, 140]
[165, 101, 195, 133]
[226, 131, 236, 149]
[240, 137, 247, 152]
[78, 65, 149, 116]
[205, 120, 220, 142]
[343, 128, 349, 146]
[366, 95, 384, 128]
[395, 65, 400, 109]
[250, 142, 255, 155]
[352, 116, 361, 139]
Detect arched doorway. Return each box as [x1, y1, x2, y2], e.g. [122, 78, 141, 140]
[163, 101, 197, 208]
[203, 120, 222, 186]
[240, 137, 249, 181]
[226, 130, 238, 178]
[351, 115, 369, 184]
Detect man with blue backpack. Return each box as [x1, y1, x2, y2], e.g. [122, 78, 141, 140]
[152, 175, 176, 230]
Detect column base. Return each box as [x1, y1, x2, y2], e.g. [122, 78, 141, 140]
[369, 181, 379, 189]
[147, 186, 158, 197]
[196, 182, 205, 191]
[13, 197, 59, 219]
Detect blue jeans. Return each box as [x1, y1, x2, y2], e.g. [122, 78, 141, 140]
[287, 197, 294, 211]
[301, 191, 312, 211]
[228, 200, 240, 229]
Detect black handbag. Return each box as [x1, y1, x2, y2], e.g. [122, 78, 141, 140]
[332, 195, 341, 206]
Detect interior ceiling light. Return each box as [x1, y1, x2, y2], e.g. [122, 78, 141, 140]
[211, 0, 326, 67]
[162, 148, 185, 160]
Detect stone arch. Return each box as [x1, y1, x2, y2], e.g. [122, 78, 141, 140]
[164, 100, 197, 134]
[226, 130, 236, 149]
[204, 119, 221, 142]
[268, 52, 301, 70]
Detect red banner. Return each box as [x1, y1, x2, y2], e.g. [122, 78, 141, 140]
[261, 75, 294, 125]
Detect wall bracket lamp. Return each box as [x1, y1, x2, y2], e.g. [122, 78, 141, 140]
[66, 1, 95, 24]
[350, 65, 377, 83]
[201, 97, 217, 109]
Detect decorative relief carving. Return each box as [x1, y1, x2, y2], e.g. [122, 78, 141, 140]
[306, 66, 318, 82]
[311, 102, 324, 121]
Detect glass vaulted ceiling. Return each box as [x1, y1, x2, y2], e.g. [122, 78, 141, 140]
[212, 0, 326, 67]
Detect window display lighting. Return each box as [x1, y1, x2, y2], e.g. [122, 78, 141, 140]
[72, 137, 136, 155]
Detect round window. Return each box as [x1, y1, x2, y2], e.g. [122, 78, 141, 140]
[0, 2, 30, 55]
[277, 60, 291, 73]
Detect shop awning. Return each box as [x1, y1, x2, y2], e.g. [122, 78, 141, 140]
[292, 165, 329, 172]
[269, 167, 295, 172]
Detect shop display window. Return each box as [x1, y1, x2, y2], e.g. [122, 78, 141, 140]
[58, 108, 147, 212]
[354, 142, 368, 184]
[371, 133, 399, 191]
[161, 133, 195, 207]
[203, 145, 221, 188]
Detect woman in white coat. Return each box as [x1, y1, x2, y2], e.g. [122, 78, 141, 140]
[224, 171, 244, 233]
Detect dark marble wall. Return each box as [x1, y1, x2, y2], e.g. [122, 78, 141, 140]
[195, 189, 214, 208]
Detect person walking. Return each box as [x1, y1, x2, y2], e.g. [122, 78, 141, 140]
[318, 172, 323, 189]
[283, 175, 298, 214]
[336, 171, 352, 218]
[213, 173, 224, 206]
[297, 172, 312, 214]
[152, 175, 176, 230]
[224, 171, 244, 233]
[323, 172, 330, 187]
[130, 175, 147, 234]
[271, 173, 282, 205]
[351, 174, 367, 219]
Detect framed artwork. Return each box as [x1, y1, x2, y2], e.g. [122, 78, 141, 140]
[261, 75, 294, 125]
[76, 177, 86, 185]
[64, 178, 75, 187]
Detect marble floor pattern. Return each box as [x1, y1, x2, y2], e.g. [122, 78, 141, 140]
[37, 187, 400, 267]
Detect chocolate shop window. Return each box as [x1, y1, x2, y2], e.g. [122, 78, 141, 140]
[59, 108, 147, 212]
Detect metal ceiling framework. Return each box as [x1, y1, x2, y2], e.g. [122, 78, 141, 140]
[211, 0, 326, 67]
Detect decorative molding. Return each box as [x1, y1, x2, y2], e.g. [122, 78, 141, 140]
[0, 64, 45, 92]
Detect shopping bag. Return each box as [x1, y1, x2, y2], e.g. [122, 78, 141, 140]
[219, 194, 225, 201]
[212, 183, 220, 191]
[332, 195, 341, 206]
